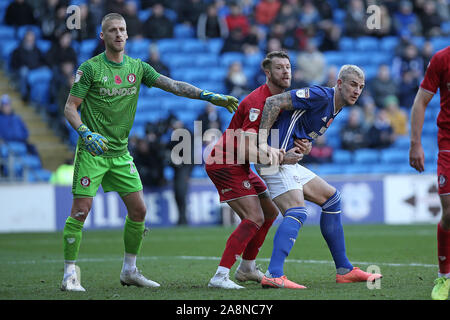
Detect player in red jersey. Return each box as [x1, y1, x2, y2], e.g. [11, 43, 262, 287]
[206, 51, 309, 289]
[409, 46, 450, 300]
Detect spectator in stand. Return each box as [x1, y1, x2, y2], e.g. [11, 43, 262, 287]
[398, 70, 420, 109]
[50, 60, 75, 121]
[40, 2, 70, 42]
[383, 95, 408, 136]
[302, 135, 333, 164]
[318, 20, 341, 52]
[391, 42, 424, 84]
[421, 40, 434, 73]
[123, 1, 143, 39]
[225, 2, 250, 37]
[344, 0, 367, 37]
[146, 44, 171, 77]
[254, 0, 281, 26]
[225, 61, 250, 99]
[86, 0, 105, 39]
[71, 4, 91, 42]
[393, 0, 422, 36]
[177, 0, 205, 28]
[435, 0, 450, 22]
[418, 0, 442, 37]
[340, 106, 368, 151]
[0, 94, 38, 156]
[220, 27, 246, 54]
[366, 109, 396, 149]
[35, 0, 60, 39]
[4, 0, 36, 27]
[10, 30, 45, 102]
[105, 0, 127, 16]
[291, 69, 309, 89]
[321, 65, 338, 87]
[197, 3, 229, 40]
[0, 95, 28, 144]
[296, 42, 326, 85]
[143, 3, 174, 39]
[141, 0, 177, 12]
[197, 103, 223, 136]
[369, 64, 398, 109]
[46, 31, 78, 72]
[242, 25, 264, 55]
[299, 0, 320, 27]
[360, 95, 377, 131]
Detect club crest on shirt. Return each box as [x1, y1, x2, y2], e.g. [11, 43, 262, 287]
[127, 73, 136, 84]
[439, 174, 447, 188]
[80, 176, 91, 188]
[295, 88, 310, 98]
[242, 180, 251, 189]
[249, 108, 260, 122]
[74, 70, 83, 83]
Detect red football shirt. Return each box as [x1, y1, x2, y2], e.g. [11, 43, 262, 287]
[420, 46, 450, 150]
[206, 84, 274, 168]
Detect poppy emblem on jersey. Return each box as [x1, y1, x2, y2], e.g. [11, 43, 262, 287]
[295, 88, 309, 98]
[439, 174, 447, 188]
[242, 180, 251, 189]
[80, 176, 91, 188]
[249, 108, 260, 122]
[115, 75, 122, 84]
[127, 73, 136, 84]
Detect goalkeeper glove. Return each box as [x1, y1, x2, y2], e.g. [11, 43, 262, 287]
[200, 90, 238, 113]
[76, 124, 109, 156]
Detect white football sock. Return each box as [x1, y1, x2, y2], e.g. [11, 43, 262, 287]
[122, 253, 137, 272]
[238, 259, 256, 272]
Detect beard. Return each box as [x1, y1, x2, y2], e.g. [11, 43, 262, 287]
[270, 75, 291, 90]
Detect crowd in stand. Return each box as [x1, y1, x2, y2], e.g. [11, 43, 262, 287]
[1, 0, 449, 183]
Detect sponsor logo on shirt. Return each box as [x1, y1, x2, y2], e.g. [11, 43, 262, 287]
[249, 108, 260, 122]
[99, 86, 137, 96]
[295, 88, 310, 98]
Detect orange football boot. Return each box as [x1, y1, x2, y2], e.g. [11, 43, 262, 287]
[261, 275, 307, 289]
[336, 267, 383, 283]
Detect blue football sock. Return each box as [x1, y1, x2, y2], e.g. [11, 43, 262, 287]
[268, 207, 307, 278]
[320, 191, 353, 274]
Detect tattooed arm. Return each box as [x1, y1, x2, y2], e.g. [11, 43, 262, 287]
[258, 91, 294, 145]
[153, 75, 239, 112]
[153, 74, 202, 99]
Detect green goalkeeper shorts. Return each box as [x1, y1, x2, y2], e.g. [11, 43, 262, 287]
[72, 147, 143, 198]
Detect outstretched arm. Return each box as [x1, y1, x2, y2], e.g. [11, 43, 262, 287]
[153, 74, 238, 113]
[409, 87, 434, 172]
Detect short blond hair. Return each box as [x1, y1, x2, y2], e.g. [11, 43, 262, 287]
[101, 13, 125, 31]
[338, 65, 365, 82]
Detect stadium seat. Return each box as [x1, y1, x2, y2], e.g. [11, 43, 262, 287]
[354, 37, 379, 51]
[174, 24, 195, 39]
[353, 148, 380, 164]
[36, 39, 51, 53]
[6, 141, 27, 156]
[332, 149, 352, 164]
[17, 25, 41, 40]
[431, 37, 450, 51]
[157, 39, 181, 54]
[164, 166, 174, 180]
[219, 52, 246, 67]
[380, 149, 407, 164]
[379, 36, 398, 52]
[191, 165, 207, 178]
[192, 53, 219, 68]
[324, 51, 344, 66]
[20, 154, 42, 169]
[207, 67, 227, 82]
[339, 37, 354, 51]
[27, 67, 52, 104]
[0, 25, 15, 40]
[206, 38, 224, 54]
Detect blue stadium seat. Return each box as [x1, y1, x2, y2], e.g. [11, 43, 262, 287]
[207, 67, 227, 82]
[6, 141, 27, 156]
[353, 148, 380, 164]
[1, 39, 19, 64]
[392, 135, 410, 150]
[0, 143, 8, 158]
[339, 37, 354, 51]
[341, 163, 371, 174]
[219, 52, 246, 67]
[0, 25, 15, 40]
[380, 149, 407, 164]
[36, 39, 51, 53]
[206, 38, 224, 54]
[20, 154, 41, 169]
[354, 37, 379, 51]
[29, 168, 52, 182]
[324, 51, 344, 66]
[174, 24, 195, 39]
[191, 165, 207, 178]
[192, 53, 219, 68]
[161, 53, 192, 68]
[17, 25, 41, 40]
[27, 67, 52, 104]
[431, 37, 450, 51]
[380, 36, 398, 52]
[157, 39, 181, 54]
[332, 149, 352, 164]
[80, 39, 99, 56]
[164, 166, 174, 180]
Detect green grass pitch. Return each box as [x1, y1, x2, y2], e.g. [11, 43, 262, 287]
[0, 224, 438, 300]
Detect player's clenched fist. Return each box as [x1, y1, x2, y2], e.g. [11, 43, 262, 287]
[200, 90, 239, 113]
[76, 124, 109, 156]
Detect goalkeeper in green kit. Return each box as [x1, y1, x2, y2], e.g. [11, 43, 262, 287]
[61, 13, 238, 291]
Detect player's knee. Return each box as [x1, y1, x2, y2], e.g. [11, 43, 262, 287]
[321, 190, 341, 214]
[129, 204, 147, 222]
[71, 209, 89, 222]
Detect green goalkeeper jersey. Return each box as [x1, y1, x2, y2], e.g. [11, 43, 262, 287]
[70, 52, 161, 157]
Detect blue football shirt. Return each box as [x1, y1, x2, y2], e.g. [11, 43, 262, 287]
[268, 85, 340, 150]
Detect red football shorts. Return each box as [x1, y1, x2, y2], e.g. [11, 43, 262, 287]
[206, 164, 267, 202]
[437, 151, 450, 195]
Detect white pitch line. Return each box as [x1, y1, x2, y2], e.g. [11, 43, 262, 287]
[5, 255, 436, 268]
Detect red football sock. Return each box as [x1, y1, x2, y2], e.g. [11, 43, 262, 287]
[219, 219, 260, 269]
[242, 218, 275, 260]
[437, 222, 450, 275]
